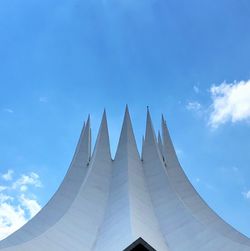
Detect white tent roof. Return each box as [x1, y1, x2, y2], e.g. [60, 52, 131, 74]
[0, 107, 249, 251]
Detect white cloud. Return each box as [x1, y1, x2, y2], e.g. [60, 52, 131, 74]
[0, 194, 27, 241]
[0, 171, 42, 240]
[2, 169, 14, 181]
[186, 101, 202, 112]
[20, 185, 28, 192]
[20, 194, 41, 218]
[12, 172, 42, 191]
[209, 80, 250, 128]
[0, 194, 13, 203]
[2, 108, 14, 113]
[0, 186, 7, 192]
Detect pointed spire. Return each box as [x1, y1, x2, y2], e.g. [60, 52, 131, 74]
[125, 103, 129, 111]
[92, 109, 111, 159]
[161, 114, 165, 124]
[71, 116, 91, 168]
[145, 108, 158, 146]
[141, 108, 164, 162]
[77, 120, 85, 144]
[161, 115, 171, 147]
[158, 131, 162, 144]
[161, 114, 178, 162]
[115, 106, 140, 160]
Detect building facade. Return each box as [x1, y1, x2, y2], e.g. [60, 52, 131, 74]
[0, 107, 249, 251]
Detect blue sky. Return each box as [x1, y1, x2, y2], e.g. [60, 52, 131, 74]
[1, 0, 250, 240]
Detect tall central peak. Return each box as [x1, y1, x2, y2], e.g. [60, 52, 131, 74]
[91, 110, 111, 160]
[115, 106, 140, 161]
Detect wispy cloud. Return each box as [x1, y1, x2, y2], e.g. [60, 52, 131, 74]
[2, 108, 14, 113]
[186, 101, 202, 112]
[0, 194, 13, 203]
[12, 172, 42, 191]
[209, 80, 250, 128]
[0, 170, 42, 240]
[2, 169, 14, 181]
